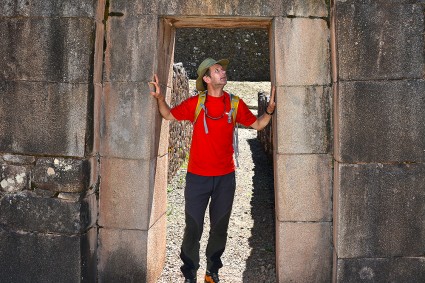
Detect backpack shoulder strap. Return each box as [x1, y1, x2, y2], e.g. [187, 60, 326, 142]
[230, 93, 240, 125]
[194, 91, 207, 123]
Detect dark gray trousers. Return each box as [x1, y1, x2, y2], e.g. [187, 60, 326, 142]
[180, 172, 236, 279]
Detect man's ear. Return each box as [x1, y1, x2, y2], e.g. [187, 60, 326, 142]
[203, 75, 211, 84]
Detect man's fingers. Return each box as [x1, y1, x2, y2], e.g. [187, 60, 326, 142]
[148, 74, 161, 95]
[270, 86, 276, 102]
[268, 86, 276, 109]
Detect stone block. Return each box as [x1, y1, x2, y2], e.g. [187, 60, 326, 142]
[276, 221, 332, 283]
[335, 80, 425, 163]
[337, 0, 425, 3]
[89, 156, 100, 192]
[2, 154, 35, 165]
[0, 164, 30, 193]
[81, 227, 98, 283]
[275, 154, 332, 221]
[0, 191, 89, 234]
[0, 0, 100, 17]
[98, 157, 154, 230]
[150, 155, 168, 226]
[273, 17, 330, 86]
[158, 0, 282, 17]
[336, 3, 424, 80]
[109, 0, 158, 15]
[336, 257, 425, 283]
[335, 162, 425, 258]
[104, 15, 157, 82]
[101, 82, 158, 160]
[82, 192, 98, 229]
[147, 215, 167, 282]
[275, 86, 332, 154]
[283, 0, 328, 17]
[0, 229, 82, 283]
[33, 157, 90, 193]
[98, 228, 148, 282]
[0, 18, 95, 82]
[0, 81, 90, 156]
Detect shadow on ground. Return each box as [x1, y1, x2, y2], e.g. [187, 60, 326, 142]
[243, 136, 276, 282]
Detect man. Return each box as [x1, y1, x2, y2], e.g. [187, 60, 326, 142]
[149, 58, 275, 283]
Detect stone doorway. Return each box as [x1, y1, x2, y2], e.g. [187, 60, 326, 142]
[99, 12, 332, 282]
[160, 25, 274, 282]
[153, 15, 332, 282]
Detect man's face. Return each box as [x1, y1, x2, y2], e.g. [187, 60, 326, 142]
[204, 64, 227, 87]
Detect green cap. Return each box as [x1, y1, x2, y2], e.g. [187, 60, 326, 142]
[196, 58, 229, 91]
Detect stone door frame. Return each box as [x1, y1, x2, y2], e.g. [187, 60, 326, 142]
[154, 15, 333, 282]
[98, 11, 332, 281]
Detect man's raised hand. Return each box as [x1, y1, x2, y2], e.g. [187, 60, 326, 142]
[267, 86, 276, 114]
[149, 74, 162, 100]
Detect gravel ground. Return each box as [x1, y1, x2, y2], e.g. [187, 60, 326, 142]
[157, 82, 276, 283]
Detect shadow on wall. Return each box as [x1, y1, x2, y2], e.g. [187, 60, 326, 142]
[100, 248, 146, 282]
[243, 136, 276, 281]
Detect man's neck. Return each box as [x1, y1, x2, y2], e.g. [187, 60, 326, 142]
[206, 86, 225, 97]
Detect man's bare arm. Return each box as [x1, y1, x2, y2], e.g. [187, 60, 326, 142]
[149, 74, 176, 121]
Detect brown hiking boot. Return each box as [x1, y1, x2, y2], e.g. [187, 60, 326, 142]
[204, 271, 219, 283]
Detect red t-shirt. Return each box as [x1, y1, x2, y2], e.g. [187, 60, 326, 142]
[171, 91, 257, 176]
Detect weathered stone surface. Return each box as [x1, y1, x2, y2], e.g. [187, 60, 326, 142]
[151, 155, 168, 227]
[82, 227, 98, 283]
[104, 15, 157, 82]
[175, 28, 270, 81]
[82, 192, 98, 229]
[158, 0, 283, 17]
[258, 91, 273, 156]
[276, 221, 332, 283]
[147, 215, 167, 282]
[335, 162, 425, 258]
[0, 229, 82, 283]
[336, 0, 425, 6]
[0, 191, 89, 234]
[336, 257, 425, 283]
[275, 154, 332, 221]
[0, 81, 90, 157]
[283, 0, 328, 17]
[273, 17, 330, 86]
[168, 63, 192, 180]
[88, 156, 100, 193]
[275, 86, 332, 154]
[98, 228, 148, 282]
[2, 154, 35, 165]
[0, 164, 29, 193]
[33, 157, 89, 193]
[108, 0, 158, 15]
[336, 80, 425, 163]
[336, 3, 424, 80]
[0, 0, 99, 17]
[99, 157, 153, 230]
[101, 82, 157, 160]
[0, 18, 95, 82]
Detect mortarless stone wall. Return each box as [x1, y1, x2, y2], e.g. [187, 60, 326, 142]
[258, 91, 273, 157]
[175, 28, 270, 81]
[168, 64, 192, 181]
[1, 0, 424, 282]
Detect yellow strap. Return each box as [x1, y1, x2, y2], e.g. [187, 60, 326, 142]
[194, 91, 206, 123]
[194, 92, 239, 124]
[230, 94, 239, 125]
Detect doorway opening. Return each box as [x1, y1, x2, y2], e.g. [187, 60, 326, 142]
[157, 22, 276, 282]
